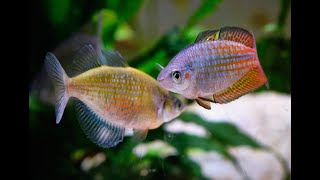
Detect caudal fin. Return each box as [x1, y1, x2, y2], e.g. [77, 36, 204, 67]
[44, 52, 70, 124]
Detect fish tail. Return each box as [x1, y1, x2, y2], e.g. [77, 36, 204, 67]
[44, 52, 70, 124]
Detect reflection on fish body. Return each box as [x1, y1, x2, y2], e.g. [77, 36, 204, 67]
[45, 44, 185, 148]
[157, 26, 268, 109]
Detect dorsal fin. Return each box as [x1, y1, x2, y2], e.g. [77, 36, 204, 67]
[218, 26, 255, 49]
[194, 29, 220, 43]
[101, 49, 128, 67]
[70, 44, 102, 77]
[194, 26, 256, 49]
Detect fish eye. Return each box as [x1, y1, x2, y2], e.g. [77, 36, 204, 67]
[172, 71, 181, 82]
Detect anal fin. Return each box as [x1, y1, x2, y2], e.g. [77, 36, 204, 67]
[213, 66, 267, 104]
[74, 100, 125, 148]
[195, 98, 212, 110]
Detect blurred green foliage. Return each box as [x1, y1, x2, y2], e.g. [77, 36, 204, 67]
[184, 0, 222, 31]
[29, 0, 291, 179]
[257, 31, 291, 93]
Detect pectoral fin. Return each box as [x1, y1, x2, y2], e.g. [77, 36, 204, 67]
[132, 129, 149, 142]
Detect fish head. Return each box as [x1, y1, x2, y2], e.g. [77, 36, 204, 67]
[157, 60, 194, 95]
[161, 94, 185, 123]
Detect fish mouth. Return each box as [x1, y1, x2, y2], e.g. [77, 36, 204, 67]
[157, 78, 164, 83]
[157, 77, 167, 88]
[156, 74, 165, 82]
[157, 68, 169, 81]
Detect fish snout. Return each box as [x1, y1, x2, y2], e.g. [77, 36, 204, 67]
[156, 72, 166, 82]
[157, 71, 168, 88]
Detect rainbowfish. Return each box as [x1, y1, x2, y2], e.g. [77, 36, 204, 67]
[157, 26, 268, 109]
[45, 44, 185, 148]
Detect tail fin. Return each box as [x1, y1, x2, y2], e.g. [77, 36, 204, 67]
[44, 52, 70, 124]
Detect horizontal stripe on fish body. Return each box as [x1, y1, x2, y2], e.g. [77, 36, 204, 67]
[174, 42, 257, 69]
[174, 40, 260, 94]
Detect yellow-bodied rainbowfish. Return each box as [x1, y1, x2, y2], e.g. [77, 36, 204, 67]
[45, 44, 185, 148]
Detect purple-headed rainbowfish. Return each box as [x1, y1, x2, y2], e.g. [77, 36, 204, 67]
[45, 44, 185, 148]
[157, 26, 268, 109]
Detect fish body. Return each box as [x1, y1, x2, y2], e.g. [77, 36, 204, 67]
[68, 66, 171, 129]
[45, 45, 185, 148]
[157, 26, 268, 109]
